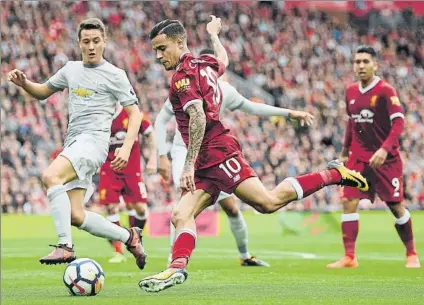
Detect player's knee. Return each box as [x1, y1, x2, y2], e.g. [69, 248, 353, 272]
[222, 203, 239, 217]
[386, 201, 403, 218]
[341, 198, 358, 213]
[170, 208, 188, 228]
[134, 203, 146, 214]
[71, 210, 85, 227]
[106, 205, 117, 215]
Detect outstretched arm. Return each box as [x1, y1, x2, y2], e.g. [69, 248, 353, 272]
[236, 98, 290, 117]
[236, 98, 314, 126]
[8, 69, 55, 100]
[180, 102, 206, 193]
[207, 15, 228, 68]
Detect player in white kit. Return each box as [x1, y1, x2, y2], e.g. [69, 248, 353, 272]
[7, 18, 147, 269]
[155, 48, 313, 266]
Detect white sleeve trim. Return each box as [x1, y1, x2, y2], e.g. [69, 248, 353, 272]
[390, 112, 404, 120]
[143, 125, 153, 135]
[182, 99, 203, 112]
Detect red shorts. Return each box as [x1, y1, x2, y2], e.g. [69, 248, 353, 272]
[189, 152, 257, 203]
[98, 165, 147, 205]
[342, 154, 403, 202]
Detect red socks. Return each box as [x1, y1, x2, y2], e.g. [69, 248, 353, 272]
[341, 213, 359, 258]
[288, 169, 341, 199]
[169, 230, 197, 269]
[394, 210, 416, 256]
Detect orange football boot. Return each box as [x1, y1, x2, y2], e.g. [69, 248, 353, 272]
[405, 255, 421, 268]
[327, 256, 359, 268]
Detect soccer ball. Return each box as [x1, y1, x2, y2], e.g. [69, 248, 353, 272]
[63, 258, 105, 296]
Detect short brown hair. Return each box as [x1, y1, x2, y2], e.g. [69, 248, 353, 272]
[78, 18, 106, 40]
[149, 19, 186, 41]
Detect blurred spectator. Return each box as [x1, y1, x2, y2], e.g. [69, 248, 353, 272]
[1, 1, 423, 214]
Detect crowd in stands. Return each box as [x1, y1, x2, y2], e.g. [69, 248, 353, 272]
[2, 1, 423, 214]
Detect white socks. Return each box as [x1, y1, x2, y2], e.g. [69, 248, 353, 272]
[79, 211, 130, 243]
[228, 212, 251, 259]
[47, 185, 72, 248]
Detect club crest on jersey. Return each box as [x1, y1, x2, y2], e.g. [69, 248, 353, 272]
[71, 87, 94, 99]
[370, 95, 378, 107]
[99, 189, 107, 200]
[174, 78, 190, 92]
[390, 96, 401, 106]
[122, 118, 128, 129]
[352, 109, 374, 123]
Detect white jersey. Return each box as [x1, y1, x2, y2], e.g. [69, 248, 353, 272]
[163, 80, 246, 148]
[46, 60, 138, 146]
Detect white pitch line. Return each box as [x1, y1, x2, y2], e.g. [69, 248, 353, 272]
[1, 247, 408, 261]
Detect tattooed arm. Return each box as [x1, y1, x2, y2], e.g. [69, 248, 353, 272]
[180, 102, 206, 193]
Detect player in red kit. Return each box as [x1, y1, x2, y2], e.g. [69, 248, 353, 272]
[327, 45, 420, 269]
[98, 103, 156, 263]
[139, 17, 369, 292]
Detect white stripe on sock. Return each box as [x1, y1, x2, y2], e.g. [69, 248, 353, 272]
[135, 214, 146, 220]
[176, 228, 197, 246]
[107, 214, 120, 223]
[341, 213, 359, 222]
[127, 209, 137, 216]
[284, 177, 304, 200]
[395, 209, 410, 225]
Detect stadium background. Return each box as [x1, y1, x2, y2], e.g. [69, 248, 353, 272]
[2, 1, 424, 215]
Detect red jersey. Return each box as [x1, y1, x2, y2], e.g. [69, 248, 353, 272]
[106, 109, 152, 173]
[169, 53, 239, 169]
[344, 77, 404, 161]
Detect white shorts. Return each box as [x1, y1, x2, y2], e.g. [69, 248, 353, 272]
[60, 133, 108, 202]
[170, 144, 233, 203]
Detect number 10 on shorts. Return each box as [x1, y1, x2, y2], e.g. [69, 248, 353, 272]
[219, 157, 241, 179]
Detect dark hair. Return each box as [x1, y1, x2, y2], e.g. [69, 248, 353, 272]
[355, 45, 377, 58]
[78, 18, 106, 40]
[149, 19, 186, 41]
[199, 48, 215, 56]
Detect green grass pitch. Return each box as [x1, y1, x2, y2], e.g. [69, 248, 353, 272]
[2, 211, 423, 305]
